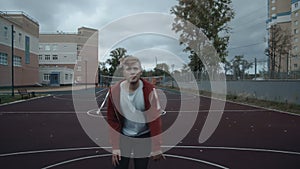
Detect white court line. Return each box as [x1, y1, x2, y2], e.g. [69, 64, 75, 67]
[165, 154, 229, 169]
[0, 95, 51, 107]
[52, 88, 108, 101]
[1, 145, 299, 158]
[0, 109, 281, 115]
[163, 145, 300, 156]
[0, 111, 87, 114]
[41, 153, 229, 169]
[163, 88, 300, 117]
[41, 154, 112, 169]
[87, 109, 107, 118]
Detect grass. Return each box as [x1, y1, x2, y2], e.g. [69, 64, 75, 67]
[0, 94, 24, 104]
[227, 94, 300, 114]
[0, 94, 43, 105]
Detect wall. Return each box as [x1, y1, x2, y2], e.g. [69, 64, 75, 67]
[197, 80, 300, 105]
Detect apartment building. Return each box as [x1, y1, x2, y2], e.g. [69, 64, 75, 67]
[0, 11, 39, 87]
[267, 0, 300, 75]
[39, 27, 99, 86]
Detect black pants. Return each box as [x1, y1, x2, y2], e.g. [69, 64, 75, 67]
[114, 133, 151, 169]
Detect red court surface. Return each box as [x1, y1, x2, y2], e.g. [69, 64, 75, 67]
[0, 88, 300, 169]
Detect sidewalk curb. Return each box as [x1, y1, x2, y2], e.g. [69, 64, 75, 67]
[0, 94, 52, 107]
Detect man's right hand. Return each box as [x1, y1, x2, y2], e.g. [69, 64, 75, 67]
[112, 149, 121, 166]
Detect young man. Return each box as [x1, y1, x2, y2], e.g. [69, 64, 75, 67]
[107, 56, 165, 169]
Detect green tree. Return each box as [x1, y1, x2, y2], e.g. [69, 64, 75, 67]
[106, 47, 127, 76]
[154, 63, 170, 76]
[228, 55, 253, 80]
[99, 62, 109, 76]
[171, 0, 234, 76]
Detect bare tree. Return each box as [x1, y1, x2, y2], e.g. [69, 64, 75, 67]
[265, 25, 292, 79]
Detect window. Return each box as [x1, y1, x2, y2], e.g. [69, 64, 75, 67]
[77, 56, 82, 61]
[39, 55, 43, 60]
[77, 66, 82, 71]
[76, 76, 82, 82]
[294, 29, 299, 34]
[294, 64, 298, 68]
[294, 46, 299, 51]
[45, 45, 51, 51]
[271, 13, 276, 18]
[13, 56, 22, 67]
[0, 52, 8, 65]
[18, 33, 22, 45]
[65, 74, 69, 80]
[39, 45, 43, 50]
[295, 3, 299, 8]
[25, 36, 30, 64]
[4, 26, 8, 39]
[52, 55, 58, 60]
[296, 12, 299, 17]
[45, 55, 51, 60]
[272, 7, 276, 11]
[70, 74, 73, 80]
[271, 0, 276, 3]
[294, 37, 299, 43]
[53, 44, 58, 51]
[295, 20, 298, 26]
[43, 74, 50, 81]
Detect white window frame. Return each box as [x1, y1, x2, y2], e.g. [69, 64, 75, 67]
[77, 66, 82, 71]
[52, 55, 58, 60]
[13, 56, 22, 67]
[45, 55, 51, 60]
[43, 74, 50, 81]
[0, 52, 8, 65]
[45, 45, 51, 51]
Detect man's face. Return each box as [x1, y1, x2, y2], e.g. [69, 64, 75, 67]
[123, 62, 142, 84]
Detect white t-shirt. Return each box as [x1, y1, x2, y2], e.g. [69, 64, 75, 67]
[120, 80, 150, 136]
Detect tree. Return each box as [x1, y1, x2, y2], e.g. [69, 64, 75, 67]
[188, 51, 204, 79]
[106, 47, 127, 76]
[171, 0, 234, 66]
[154, 63, 170, 76]
[265, 25, 292, 79]
[99, 62, 109, 76]
[227, 55, 253, 80]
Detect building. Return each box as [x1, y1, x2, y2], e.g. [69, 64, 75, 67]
[39, 27, 99, 86]
[0, 11, 39, 87]
[267, 0, 300, 78]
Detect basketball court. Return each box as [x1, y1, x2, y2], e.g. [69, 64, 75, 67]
[0, 87, 300, 169]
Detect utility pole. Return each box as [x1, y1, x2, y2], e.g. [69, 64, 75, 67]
[85, 60, 87, 90]
[11, 25, 14, 96]
[254, 58, 257, 79]
[286, 50, 290, 79]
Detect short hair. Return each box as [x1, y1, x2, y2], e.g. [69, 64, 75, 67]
[119, 56, 142, 69]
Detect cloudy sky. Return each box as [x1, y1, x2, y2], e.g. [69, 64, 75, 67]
[0, 0, 268, 72]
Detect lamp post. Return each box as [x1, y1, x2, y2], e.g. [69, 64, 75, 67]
[85, 60, 87, 90]
[11, 25, 14, 96]
[171, 64, 175, 88]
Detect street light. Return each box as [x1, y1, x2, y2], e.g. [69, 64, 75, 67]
[85, 60, 87, 90]
[11, 25, 15, 96]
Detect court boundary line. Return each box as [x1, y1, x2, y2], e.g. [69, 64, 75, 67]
[162, 87, 300, 117]
[1, 145, 299, 158]
[0, 95, 51, 107]
[41, 153, 229, 169]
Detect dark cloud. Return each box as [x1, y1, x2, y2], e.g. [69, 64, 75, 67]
[0, 0, 268, 70]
